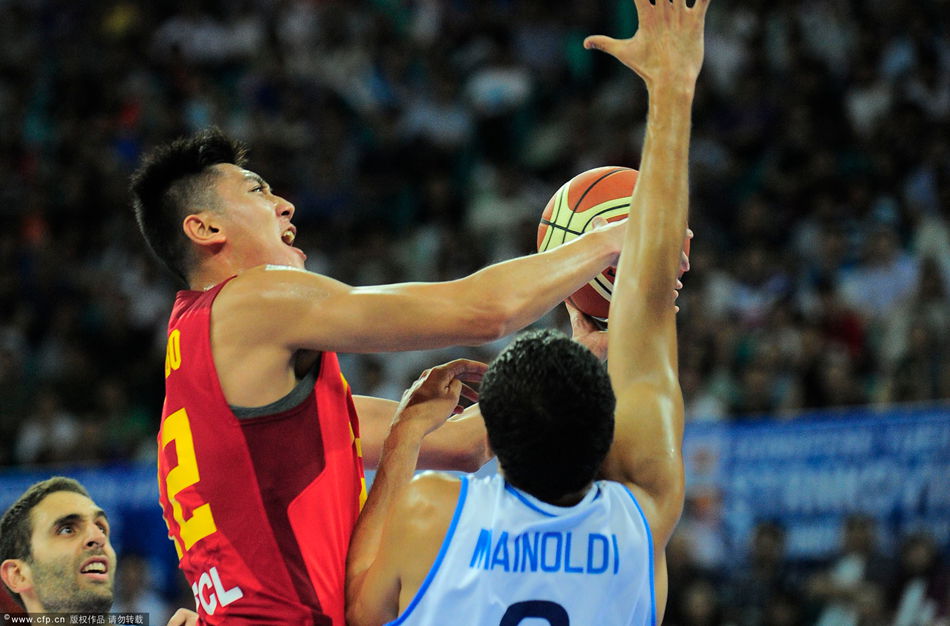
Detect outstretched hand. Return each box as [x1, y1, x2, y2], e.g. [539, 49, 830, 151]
[584, 0, 710, 88]
[393, 359, 488, 436]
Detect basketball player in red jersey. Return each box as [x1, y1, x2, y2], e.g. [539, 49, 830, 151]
[129, 122, 627, 623]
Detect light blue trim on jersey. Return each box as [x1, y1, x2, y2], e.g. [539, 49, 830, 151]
[386, 476, 470, 626]
[622, 484, 657, 626]
[504, 481, 603, 518]
[504, 483, 557, 517]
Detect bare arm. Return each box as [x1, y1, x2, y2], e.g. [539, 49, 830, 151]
[346, 361, 485, 626]
[220, 221, 624, 356]
[589, 0, 709, 550]
[353, 395, 490, 472]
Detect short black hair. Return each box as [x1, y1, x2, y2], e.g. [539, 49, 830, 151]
[130, 128, 248, 284]
[0, 477, 91, 606]
[479, 329, 616, 502]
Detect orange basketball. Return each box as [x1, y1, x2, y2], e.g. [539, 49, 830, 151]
[537, 167, 638, 320]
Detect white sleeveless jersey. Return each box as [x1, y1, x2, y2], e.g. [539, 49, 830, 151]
[386, 474, 655, 626]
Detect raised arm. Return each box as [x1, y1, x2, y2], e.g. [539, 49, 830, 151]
[592, 0, 708, 550]
[220, 220, 625, 355]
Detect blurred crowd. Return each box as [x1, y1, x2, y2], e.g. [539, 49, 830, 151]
[0, 0, 947, 621]
[667, 513, 950, 625]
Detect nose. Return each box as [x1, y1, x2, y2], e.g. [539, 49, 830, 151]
[85, 525, 107, 548]
[275, 195, 295, 219]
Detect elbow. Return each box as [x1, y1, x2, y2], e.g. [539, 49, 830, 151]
[457, 436, 493, 473]
[431, 437, 492, 473]
[344, 587, 368, 626]
[668, 472, 686, 526]
[345, 605, 362, 626]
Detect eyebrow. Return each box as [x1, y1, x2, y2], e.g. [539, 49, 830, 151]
[50, 510, 109, 530]
[244, 173, 268, 188]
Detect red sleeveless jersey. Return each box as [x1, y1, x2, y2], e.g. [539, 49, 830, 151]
[157, 279, 367, 625]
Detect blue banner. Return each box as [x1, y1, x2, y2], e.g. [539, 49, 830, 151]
[683, 403, 950, 559]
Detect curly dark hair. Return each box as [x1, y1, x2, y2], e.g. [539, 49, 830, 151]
[0, 477, 91, 607]
[130, 127, 248, 284]
[479, 329, 616, 503]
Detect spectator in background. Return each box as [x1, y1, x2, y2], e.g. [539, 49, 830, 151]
[809, 514, 896, 626]
[663, 532, 720, 626]
[839, 224, 919, 322]
[112, 553, 172, 623]
[891, 532, 949, 626]
[14, 389, 80, 466]
[676, 579, 724, 626]
[725, 520, 802, 626]
[881, 256, 950, 403]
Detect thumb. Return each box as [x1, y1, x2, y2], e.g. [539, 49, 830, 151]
[590, 216, 609, 230]
[584, 35, 620, 56]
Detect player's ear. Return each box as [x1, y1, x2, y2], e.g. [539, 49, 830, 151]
[0, 558, 32, 595]
[183, 212, 226, 249]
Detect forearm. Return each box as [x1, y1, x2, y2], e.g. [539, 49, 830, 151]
[626, 84, 694, 302]
[355, 396, 490, 471]
[460, 226, 621, 336]
[610, 84, 694, 381]
[346, 420, 425, 599]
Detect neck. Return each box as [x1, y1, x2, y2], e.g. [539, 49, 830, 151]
[188, 262, 238, 291]
[543, 484, 592, 507]
[501, 471, 592, 507]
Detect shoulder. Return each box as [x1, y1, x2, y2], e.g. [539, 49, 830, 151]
[222, 265, 333, 299]
[391, 472, 463, 536]
[214, 265, 344, 317]
[401, 471, 463, 512]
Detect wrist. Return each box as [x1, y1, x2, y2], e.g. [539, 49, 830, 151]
[388, 413, 429, 443]
[589, 225, 622, 266]
[646, 79, 697, 103]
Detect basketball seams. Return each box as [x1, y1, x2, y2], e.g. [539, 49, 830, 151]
[578, 200, 631, 232]
[541, 177, 631, 250]
[591, 275, 613, 298]
[536, 166, 639, 319]
[562, 168, 626, 246]
[540, 181, 571, 251]
[571, 167, 628, 213]
[555, 179, 574, 247]
[539, 219, 583, 238]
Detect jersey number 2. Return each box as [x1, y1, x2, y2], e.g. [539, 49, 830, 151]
[500, 600, 569, 626]
[161, 407, 218, 556]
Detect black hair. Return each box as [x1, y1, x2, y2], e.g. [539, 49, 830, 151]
[0, 477, 91, 607]
[479, 329, 616, 503]
[129, 127, 248, 284]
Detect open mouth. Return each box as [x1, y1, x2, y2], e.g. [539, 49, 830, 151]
[79, 557, 109, 581]
[281, 227, 296, 246]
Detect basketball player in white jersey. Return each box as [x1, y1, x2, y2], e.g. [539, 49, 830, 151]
[345, 0, 709, 623]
